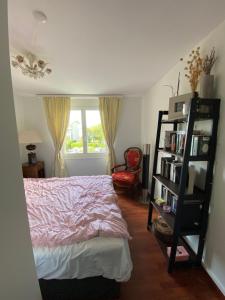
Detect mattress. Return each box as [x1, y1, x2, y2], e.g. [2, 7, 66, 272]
[33, 237, 132, 282]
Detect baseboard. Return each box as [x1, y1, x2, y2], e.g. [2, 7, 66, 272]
[202, 261, 225, 296]
[184, 237, 225, 296]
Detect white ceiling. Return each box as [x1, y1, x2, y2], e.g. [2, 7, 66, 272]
[8, 0, 225, 96]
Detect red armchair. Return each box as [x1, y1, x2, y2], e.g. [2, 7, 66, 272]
[111, 147, 142, 191]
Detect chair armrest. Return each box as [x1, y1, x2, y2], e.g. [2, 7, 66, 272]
[130, 168, 142, 175]
[111, 164, 126, 173]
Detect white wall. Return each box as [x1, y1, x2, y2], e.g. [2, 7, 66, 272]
[0, 1, 41, 299]
[14, 95, 142, 176]
[142, 20, 225, 295]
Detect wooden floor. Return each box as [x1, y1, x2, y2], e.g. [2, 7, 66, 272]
[117, 194, 224, 300]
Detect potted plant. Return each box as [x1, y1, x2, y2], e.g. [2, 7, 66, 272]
[199, 48, 217, 98]
[181, 47, 203, 95]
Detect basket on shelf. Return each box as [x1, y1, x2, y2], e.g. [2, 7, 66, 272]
[152, 216, 173, 245]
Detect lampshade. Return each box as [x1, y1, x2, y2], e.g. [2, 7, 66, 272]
[18, 130, 42, 144]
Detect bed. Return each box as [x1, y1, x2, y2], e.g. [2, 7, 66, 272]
[24, 175, 132, 300]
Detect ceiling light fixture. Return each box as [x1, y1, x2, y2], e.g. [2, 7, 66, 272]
[11, 52, 52, 79]
[11, 10, 52, 79]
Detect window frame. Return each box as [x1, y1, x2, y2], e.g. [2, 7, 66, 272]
[63, 103, 107, 159]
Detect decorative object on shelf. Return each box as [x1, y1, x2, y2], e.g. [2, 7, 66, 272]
[18, 130, 43, 164]
[176, 72, 181, 96]
[167, 246, 189, 262]
[199, 48, 217, 98]
[153, 216, 173, 244]
[191, 134, 210, 156]
[163, 205, 171, 213]
[11, 52, 52, 79]
[181, 47, 203, 93]
[155, 198, 166, 206]
[168, 93, 213, 120]
[168, 93, 192, 120]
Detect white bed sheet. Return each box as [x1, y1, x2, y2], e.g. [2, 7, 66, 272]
[33, 237, 132, 282]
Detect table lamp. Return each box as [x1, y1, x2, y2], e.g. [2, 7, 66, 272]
[18, 130, 43, 164]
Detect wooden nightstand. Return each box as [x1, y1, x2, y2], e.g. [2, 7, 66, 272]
[22, 161, 45, 178]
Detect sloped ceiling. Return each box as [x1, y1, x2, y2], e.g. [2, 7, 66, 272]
[8, 0, 225, 96]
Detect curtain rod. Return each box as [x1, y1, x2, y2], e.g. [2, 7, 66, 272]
[36, 93, 125, 97]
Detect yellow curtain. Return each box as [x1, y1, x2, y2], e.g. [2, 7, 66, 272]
[99, 96, 121, 174]
[43, 96, 71, 177]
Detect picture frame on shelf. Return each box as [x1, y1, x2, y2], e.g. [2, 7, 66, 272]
[168, 93, 192, 120]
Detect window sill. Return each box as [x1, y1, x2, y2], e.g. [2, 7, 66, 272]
[64, 153, 107, 160]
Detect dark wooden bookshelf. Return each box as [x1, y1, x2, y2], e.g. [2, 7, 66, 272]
[150, 200, 175, 229]
[157, 148, 209, 161]
[149, 223, 197, 267]
[147, 96, 220, 273]
[153, 174, 180, 196]
[150, 199, 201, 235]
[153, 174, 206, 201]
[161, 119, 185, 124]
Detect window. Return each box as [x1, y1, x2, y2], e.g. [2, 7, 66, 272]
[64, 107, 106, 156]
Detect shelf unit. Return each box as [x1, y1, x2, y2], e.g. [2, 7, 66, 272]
[147, 96, 220, 273]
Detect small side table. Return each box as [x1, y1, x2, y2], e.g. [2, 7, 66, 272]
[22, 161, 45, 178]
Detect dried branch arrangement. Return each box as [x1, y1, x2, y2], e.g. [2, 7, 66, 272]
[180, 47, 203, 92]
[202, 48, 216, 75]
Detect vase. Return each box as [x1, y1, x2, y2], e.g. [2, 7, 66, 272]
[199, 74, 214, 98]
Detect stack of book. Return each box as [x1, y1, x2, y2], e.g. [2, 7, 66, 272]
[164, 130, 185, 154]
[161, 157, 182, 184]
[170, 161, 182, 184]
[164, 130, 211, 156]
[161, 157, 173, 179]
[166, 191, 178, 214]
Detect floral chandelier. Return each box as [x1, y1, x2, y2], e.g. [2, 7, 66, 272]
[11, 52, 52, 79]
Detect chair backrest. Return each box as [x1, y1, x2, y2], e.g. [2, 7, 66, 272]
[124, 147, 142, 171]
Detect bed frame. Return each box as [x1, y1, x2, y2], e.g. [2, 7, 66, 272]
[39, 276, 120, 300]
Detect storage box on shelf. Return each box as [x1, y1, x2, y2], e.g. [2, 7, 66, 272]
[147, 95, 220, 273]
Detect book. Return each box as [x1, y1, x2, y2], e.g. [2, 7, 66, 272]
[161, 157, 173, 177]
[167, 246, 189, 261]
[170, 161, 182, 183]
[171, 196, 178, 214]
[164, 131, 175, 150]
[170, 133, 176, 152]
[176, 132, 185, 155]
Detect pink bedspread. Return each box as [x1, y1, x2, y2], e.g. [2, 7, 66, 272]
[24, 175, 130, 247]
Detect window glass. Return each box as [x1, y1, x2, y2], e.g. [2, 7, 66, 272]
[65, 110, 83, 153]
[86, 110, 106, 153]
